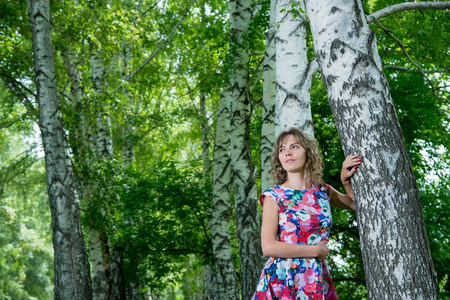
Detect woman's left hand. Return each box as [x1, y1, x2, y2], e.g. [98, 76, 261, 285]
[340, 154, 362, 185]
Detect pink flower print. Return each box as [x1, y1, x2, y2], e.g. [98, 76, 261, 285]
[294, 272, 306, 289]
[304, 205, 317, 215]
[272, 283, 284, 297]
[284, 222, 297, 233]
[280, 230, 297, 244]
[303, 268, 317, 295]
[304, 192, 316, 205]
[291, 203, 307, 213]
[304, 267, 315, 284]
[299, 221, 311, 232]
[304, 282, 316, 294]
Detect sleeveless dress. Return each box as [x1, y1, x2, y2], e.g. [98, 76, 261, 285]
[252, 184, 338, 300]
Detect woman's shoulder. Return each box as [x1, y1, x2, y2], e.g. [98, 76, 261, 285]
[259, 185, 286, 206]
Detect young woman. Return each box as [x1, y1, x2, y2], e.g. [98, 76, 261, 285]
[252, 127, 362, 300]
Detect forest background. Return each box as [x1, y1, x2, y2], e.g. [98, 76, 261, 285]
[0, 0, 448, 299]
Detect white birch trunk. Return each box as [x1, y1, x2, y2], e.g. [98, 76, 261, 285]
[62, 47, 108, 300]
[63, 45, 111, 300]
[62, 49, 86, 152]
[261, 0, 276, 191]
[92, 54, 113, 158]
[304, 0, 438, 298]
[89, 229, 108, 300]
[198, 91, 215, 299]
[200, 93, 212, 175]
[27, 0, 92, 298]
[211, 86, 239, 300]
[275, 0, 318, 137]
[110, 42, 132, 300]
[121, 43, 135, 169]
[202, 265, 216, 300]
[88, 52, 113, 300]
[229, 0, 262, 298]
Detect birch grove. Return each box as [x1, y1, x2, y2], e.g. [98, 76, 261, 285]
[1, 0, 448, 297]
[304, 0, 439, 298]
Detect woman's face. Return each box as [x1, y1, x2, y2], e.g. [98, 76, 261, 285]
[278, 135, 307, 174]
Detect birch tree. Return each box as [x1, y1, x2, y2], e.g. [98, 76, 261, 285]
[304, 0, 442, 298]
[27, 0, 92, 298]
[229, 0, 263, 298]
[62, 48, 110, 300]
[275, 0, 318, 137]
[261, 0, 276, 191]
[211, 86, 239, 300]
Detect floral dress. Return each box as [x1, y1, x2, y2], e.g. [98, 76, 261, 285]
[252, 184, 338, 300]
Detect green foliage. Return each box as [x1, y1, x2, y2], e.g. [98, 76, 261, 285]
[421, 176, 450, 298]
[0, 128, 53, 300]
[388, 72, 449, 172]
[112, 161, 213, 296]
[369, 0, 449, 72]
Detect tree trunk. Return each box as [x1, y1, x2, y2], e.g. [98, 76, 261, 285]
[200, 93, 212, 175]
[304, 0, 438, 298]
[275, 0, 318, 137]
[63, 43, 113, 300]
[92, 54, 113, 158]
[211, 86, 239, 300]
[121, 42, 135, 169]
[62, 47, 109, 300]
[89, 52, 113, 300]
[229, 0, 262, 298]
[27, 0, 93, 299]
[261, 0, 276, 191]
[198, 91, 216, 299]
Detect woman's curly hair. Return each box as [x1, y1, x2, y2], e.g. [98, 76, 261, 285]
[271, 128, 323, 187]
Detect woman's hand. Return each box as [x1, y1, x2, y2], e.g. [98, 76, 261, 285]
[315, 240, 330, 261]
[340, 154, 362, 186]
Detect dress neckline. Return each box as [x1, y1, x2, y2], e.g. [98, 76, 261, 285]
[277, 185, 310, 192]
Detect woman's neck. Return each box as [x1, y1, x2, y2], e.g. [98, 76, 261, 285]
[282, 172, 308, 190]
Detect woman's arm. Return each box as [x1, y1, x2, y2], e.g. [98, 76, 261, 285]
[329, 154, 362, 210]
[260, 196, 329, 260]
[329, 186, 356, 210]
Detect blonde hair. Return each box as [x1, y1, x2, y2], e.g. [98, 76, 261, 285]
[271, 128, 323, 187]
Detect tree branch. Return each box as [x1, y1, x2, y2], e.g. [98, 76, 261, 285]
[243, 54, 264, 103]
[375, 20, 449, 104]
[0, 118, 24, 129]
[367, 2, 450, 23]
[383, 65, 449, 74]
[140, 0, 163, 17]
[181, 77, 215, 140]
[122, 0, 197, 84]
[1, 74, 39, 121]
